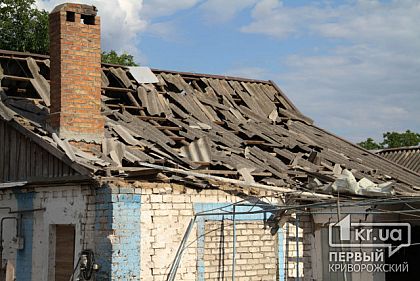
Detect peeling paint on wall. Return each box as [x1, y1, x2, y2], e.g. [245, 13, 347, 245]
[15, 192, 35, 281]
[94, 187, 141, 280]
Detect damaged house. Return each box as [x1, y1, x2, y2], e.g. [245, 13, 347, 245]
[0, 3, 419, 281]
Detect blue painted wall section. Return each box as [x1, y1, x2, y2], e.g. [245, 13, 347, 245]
[193, 203, 284, 281]
[94, 188, 113, 280]
[94, 187, 141, 280]
[111, 192, 141, 279]
[15, 192, 35, 281]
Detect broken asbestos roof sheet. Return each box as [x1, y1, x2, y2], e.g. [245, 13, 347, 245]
[0, 49, 419, 196]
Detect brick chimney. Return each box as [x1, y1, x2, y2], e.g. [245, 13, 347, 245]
[48, 3, 103, 144]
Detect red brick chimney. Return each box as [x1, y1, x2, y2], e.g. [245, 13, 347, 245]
[48, 3, 104, 144]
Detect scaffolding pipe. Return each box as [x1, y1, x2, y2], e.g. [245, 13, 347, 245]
[296, 214, 300, 281]
[195, 208, 420, 217]
[232, 205, 236, 281]
[166, 217, 196, 281]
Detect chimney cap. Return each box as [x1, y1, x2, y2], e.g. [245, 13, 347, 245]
[51, 3, 97, 15]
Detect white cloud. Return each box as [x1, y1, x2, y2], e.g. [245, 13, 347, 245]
[141, 0, 200, 19]
[36, 0, 147, 59]
[241, 0, 336, 38]
[36, 0, 202, 61]
[280, 43, 420, 142]
[239, 0, 420, 142]
[199, 0, 258, 23]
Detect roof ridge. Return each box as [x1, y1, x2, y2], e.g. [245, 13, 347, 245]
[0, 49, 271, 84]
[377, 146, 420, 153]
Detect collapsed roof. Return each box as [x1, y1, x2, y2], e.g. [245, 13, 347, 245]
[0, 49, 419, 196]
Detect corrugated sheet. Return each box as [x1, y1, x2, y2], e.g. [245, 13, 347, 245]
[377, 147, 420, 174]
[0, 49, 419, 195]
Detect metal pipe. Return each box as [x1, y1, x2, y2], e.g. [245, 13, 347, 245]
[195, 207, 420, 217]
[310, 210, 420, 215]
[232, 206, 236, 281]
[0, 217, 18, 281]
[295, 214, 300, 281]
[9, 208, 45, 214]
[166, 217, 196, 281]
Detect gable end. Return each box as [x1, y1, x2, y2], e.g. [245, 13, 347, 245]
[0, 119, 79, 182]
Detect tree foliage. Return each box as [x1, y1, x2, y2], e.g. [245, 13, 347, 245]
[0, 0, 138, 66]
[357, 138, 383, 150]
[0, 0, 49, 54]
[101, 50, 138, 66]
[381, 130, 420, 148]
[357, 130, 420, 150]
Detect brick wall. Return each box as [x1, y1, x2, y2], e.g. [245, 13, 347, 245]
[0, 182, 314, 281]
[48, 3, 103, 143]
[138, 182, 314, 281]
[282, 214, 313, 281]
[203, 220, 278, 280]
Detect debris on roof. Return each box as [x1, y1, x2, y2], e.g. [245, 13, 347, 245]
[128, 66, 159, 84]
[313, 169, 395, 197]
[0, 49, 419, 196]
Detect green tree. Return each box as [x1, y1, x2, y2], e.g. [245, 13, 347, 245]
[0, 0, 49, 54]
[381, 130, 420, 148]
[357, 138, 383, 150]
[358, 130, 420, 150]
[101, 50, 138, 66]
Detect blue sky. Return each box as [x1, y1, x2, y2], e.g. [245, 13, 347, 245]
[37, 0, 420, 143]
